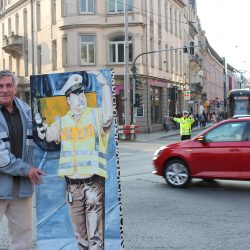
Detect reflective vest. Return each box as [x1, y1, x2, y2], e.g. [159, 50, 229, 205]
[173, 116, 195, 136]
[54, 107, 108, 178]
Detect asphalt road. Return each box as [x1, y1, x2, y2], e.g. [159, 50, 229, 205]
[2, 130, 250, 249]
[119, 132, 250, 249]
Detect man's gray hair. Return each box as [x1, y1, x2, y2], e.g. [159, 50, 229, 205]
[0, 70, 18, 87]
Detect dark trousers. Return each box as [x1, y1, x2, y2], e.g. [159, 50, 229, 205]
[181, 135, 191, 141]
[65, 175, 105, 250]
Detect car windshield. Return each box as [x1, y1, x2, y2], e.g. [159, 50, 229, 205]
[205, 121, 248, 142]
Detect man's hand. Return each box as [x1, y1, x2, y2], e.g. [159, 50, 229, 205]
[28, 167, 46, 185]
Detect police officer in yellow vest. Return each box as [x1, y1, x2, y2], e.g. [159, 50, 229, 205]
[172, 111, 195, 140]
[37, 72, 113, 250]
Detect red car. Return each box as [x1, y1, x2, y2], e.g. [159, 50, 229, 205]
[152, 117, 250, 188]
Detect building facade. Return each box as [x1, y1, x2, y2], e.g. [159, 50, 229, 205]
[0, 0, 241, 132]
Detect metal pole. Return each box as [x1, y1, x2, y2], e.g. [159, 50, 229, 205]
[31, 0, 35, 75]
[124, 0, 130, 124]
[222, 57, 227, 117]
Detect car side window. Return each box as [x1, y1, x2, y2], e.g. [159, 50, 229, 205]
[205, 121, 247, 142]
[242, 122, 250, 141]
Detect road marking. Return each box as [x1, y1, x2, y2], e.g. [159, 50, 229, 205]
[119, 153, 130, 156]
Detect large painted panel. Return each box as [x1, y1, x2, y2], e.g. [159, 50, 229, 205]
[30, 69, 123, 250]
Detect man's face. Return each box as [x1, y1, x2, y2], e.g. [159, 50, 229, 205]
[67, 90, 87, 114]
[0, 76, 16, 107]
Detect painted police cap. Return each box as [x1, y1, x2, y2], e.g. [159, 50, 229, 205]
[60, 73, 88, 96]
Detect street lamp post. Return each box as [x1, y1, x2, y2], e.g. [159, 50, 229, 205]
[124, 0, 130, 125]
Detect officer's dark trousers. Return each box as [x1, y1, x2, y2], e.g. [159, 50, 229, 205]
[66, 175, 105, 250]
[181, 135, 191, 140]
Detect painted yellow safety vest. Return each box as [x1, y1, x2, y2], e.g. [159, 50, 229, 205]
[173, 116, 195, 136]
[54, 107, 108, 178]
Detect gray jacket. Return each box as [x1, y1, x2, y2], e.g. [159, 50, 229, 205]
[0, 97, 34, 199]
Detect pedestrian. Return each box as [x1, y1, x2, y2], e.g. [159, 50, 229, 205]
[36, 71, 113, 250]
[172, 111, 195, 140]
[0, 70, 45, 250]
[163, 115, 169, 132]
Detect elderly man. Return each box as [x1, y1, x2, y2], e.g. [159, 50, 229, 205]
[37, 71, 113, 250]
[0, 70, 45, 250]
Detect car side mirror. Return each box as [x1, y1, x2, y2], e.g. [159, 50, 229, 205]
[196, 135, 206, 143]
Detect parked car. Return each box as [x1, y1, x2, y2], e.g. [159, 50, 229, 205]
[152, 117, 250, 188]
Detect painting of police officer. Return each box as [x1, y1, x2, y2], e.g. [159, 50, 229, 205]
[31, 69, 122, 250]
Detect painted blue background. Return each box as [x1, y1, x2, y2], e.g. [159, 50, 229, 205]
[31, 69, 121, 249]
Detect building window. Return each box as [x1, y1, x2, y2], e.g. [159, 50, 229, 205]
[80, 0, 94, 13]
[170, 6, 173, 33]
[165, 44, 169, 72]
[8, 17, 11, 36]
[150, 36, 154, 68]
[165, 2, 168, 31]
[179, 13, 182, 38]
[62, 35, 68, 67]
[174, 10, 177, 36]
[108, 0, 132, 13]
[151, 87, 162, 124]
[51, 0, 56, 25]
[16, 58, 20, 76]
[37, 45, 41, 74]
[3, 58, 5, 70]
[170, 47, 173, 73]
[80, 34, 95, 65]
[36, 2, 41, 31]
[0, 0, 3, 11]
[159, 41, 162, 70]
[179, 50, 182, 76]
[175, 50, 178, 75]
[158, 0, 161, 25]
[52, 40, 57, 70]
[24, 49, 28, 76]
[15, 13, 19, 35]
[2, 23, 4, 36]
[9, 56, 12, 71]
[108, 35, 132, 64]
[23, 9, 27, 37]
[62, 0, 67, 16]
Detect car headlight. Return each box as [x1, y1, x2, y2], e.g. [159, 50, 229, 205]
[154, 146, 167, 157]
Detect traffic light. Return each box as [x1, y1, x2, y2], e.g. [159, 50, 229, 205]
[131, 65, 142, 89]
[189, 41, 195, 55]
[135, 93, 143, 107]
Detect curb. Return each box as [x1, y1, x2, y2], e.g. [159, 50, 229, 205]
[122, 124, 213, 142]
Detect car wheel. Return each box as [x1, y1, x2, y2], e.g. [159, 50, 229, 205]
[164, 159, 191, 188]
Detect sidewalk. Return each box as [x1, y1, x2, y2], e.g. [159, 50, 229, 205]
[135, 123, 213, 142]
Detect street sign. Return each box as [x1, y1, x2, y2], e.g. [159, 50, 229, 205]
[184, 90, 190, 100]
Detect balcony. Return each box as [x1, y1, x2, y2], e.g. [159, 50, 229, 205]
[190, 54, 202, 66]
[190, 82, 203, 93]
[2, 33, 23, 56]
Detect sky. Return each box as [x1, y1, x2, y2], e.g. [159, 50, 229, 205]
[196, 0, 250, 77]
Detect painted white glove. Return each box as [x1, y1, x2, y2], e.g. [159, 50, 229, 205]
[90, 71, 113, 127]
[90, 71, 108, 86]
[37, 123, 48, 140]
[102, 84, 113, 127]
